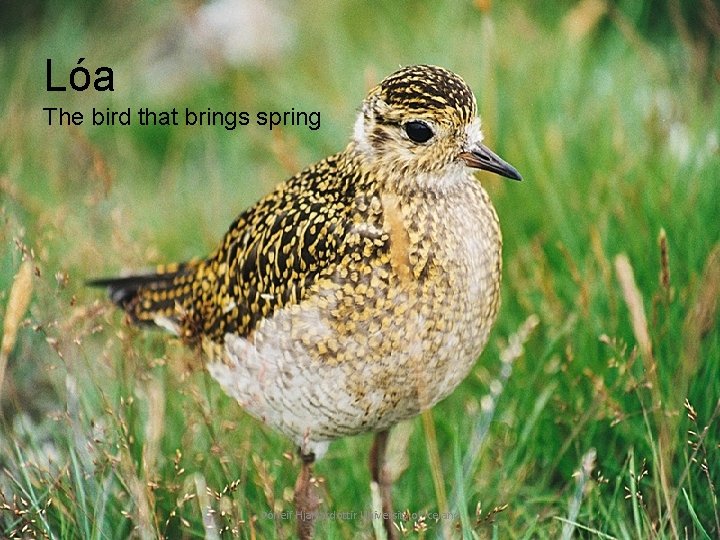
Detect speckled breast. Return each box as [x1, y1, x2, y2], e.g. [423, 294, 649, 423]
[209, 177, 502, 452]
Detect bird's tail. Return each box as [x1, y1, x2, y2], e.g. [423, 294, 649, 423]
[88, 261, 199, 333]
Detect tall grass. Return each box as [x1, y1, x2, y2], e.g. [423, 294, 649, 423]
[1, 0, 718, 538]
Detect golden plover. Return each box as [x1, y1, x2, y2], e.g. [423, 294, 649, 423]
[91, 64, 521, 539]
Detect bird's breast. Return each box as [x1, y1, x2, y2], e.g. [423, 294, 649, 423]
[211, 178, 503, 445]
[379, 179, 502, 317]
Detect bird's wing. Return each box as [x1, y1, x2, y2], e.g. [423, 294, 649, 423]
[91, 153, 365, 343]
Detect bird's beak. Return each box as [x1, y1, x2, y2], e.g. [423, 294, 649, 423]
[461, 143, 522, 181]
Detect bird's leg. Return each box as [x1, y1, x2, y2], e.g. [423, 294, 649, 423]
[294, 450, 319, 540]
[370, 429, 397, 540]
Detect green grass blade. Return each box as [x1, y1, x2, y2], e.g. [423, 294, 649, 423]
[682, 488, 712, 540]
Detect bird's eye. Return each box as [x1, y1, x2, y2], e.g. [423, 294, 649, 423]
[404, 121, 434, 143]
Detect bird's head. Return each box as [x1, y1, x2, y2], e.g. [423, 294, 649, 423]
[351, 64, 521, 192]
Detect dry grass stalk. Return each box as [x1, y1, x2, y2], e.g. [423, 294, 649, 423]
[0, 260, 33, 400]
[562, 0, 607, 43]
[590, 225, 617, 324]
[614, 255, 654, 366]
[614, 253, 677, 538]
[677, 243, 720, 407]
[194, 473, 221, 540]
[561, 448, 597, 540]
[467, 314, 539, 476]
[557, 241, 590, 317]
[661, 398, 720, 534]
[126, 461, 159, 540]
[421, 409, 449, 537]
[684, 243, 720, 343]
[370, 481, 389, 540]
[658, 229, 672, 302]
[143, 378, 165, 478]
[385, 420, 413, 484]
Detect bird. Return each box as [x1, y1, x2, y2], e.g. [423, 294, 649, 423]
[89, 64, 521, 539]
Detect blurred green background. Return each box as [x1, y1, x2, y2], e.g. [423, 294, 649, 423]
[1, 0, 718, 538]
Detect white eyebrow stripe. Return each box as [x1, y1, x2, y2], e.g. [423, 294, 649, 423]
[465, 118, 484, 145]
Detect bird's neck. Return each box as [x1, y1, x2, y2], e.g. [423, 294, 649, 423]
[343, 142, 471, 198]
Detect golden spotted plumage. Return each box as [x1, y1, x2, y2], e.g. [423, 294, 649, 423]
[91, 64, 521, 540]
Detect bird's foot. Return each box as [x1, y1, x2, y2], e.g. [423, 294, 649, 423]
[294, 451, 319, 540]
[370, 429, 397, 540]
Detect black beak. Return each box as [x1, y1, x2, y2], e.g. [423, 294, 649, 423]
[461, 143, 522, 181]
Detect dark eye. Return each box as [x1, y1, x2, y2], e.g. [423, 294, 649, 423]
[404, 120, 434, 143]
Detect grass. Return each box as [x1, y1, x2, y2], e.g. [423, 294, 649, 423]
[1, 0, 719, 538]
